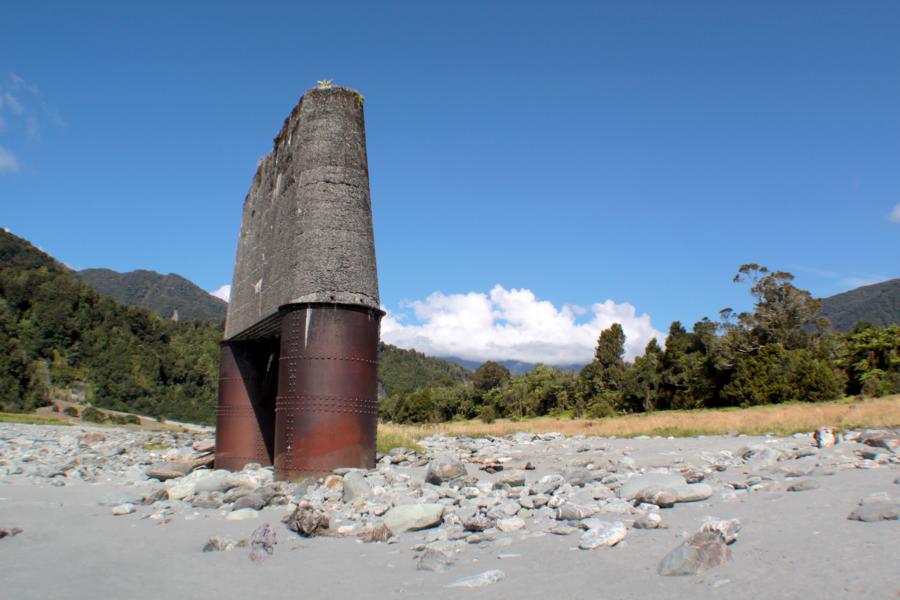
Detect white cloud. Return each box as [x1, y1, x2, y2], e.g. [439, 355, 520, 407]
[210, 284, 231, 302]
[3, 92, 23, 116]
[0, 73, 63, 141]
[890, 203, 900, 224]
[382, 284, 663, 366]
[0, 145, 20, 174]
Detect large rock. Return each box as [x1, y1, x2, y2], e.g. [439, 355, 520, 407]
[417, 547, 455, 572]
[202, 536, 237, 552]
[283, 505, 330, 537]
[462, 514, 494, 532]
[579, 521, 626, 549]
[658, 530, 731, 576]
[383, 503, 444, 534]
[556, 503, 597, 520]
[700, 518, 741, 544]
[496, 517, 525, 532]
[145, 461, 192, 481]
[424, 455, 468, 485]
[225, 508, 259, 521]
[249, 523, 276, 562]
[232, 493, 266, 511]
[164, 468, 231, 500]
[848, 498, 899, 522]
[742, 446, 783, 469]
[447, 570, 506, 588]
[563, 467, 596, 487]
[618, 473, 713, 505]
[192, 470, 232, 494]
[342, 472, 372, 502]
[633, 513, 664, 529]
[358, 525, 393, 543]
[787, 479, 820, 492]
[494, 470, 527, 488]
[111, 503, 135, 516]
[859, 431, 899, 453]
[533, 474, 565, 495]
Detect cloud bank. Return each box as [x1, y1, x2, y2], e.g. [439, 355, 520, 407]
[0, 73, 64, 140]
[210, 284, 231, 302]
[381, 285, 663, 366]
[890, 203, 900, 224]
[0, 145, 20, 174]
[0, 73, 64, 175]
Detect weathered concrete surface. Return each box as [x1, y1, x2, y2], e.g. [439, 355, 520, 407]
[225, 86, 380, 340]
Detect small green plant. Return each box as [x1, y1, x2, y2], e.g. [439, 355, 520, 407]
[108, 413, 141, 426]
[479, 405, 497, 424]
[316, 79, 333, 90]
[143, 442, 168, 451]
[81, 406, 109, 424]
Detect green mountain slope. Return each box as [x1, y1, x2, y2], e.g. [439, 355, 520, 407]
[378, 343, 472, 396]
[1, 229, 473, 421]
[75, 268, 227, 321]
[820, 279, 900, 331]
[0, 229, 69, 274]
[0, 229, 221, 423]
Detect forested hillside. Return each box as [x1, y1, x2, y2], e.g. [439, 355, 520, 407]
[0, 229, 471, 422]
[820, 279, 899, 331]
[76, 268, 227, 321]
[378, 342, 471, 396]
[0, 230, 221, 423]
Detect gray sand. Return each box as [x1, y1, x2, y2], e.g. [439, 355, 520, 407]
[1, 424, 897, 599]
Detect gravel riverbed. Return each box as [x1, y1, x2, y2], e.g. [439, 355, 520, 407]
[1, 423, 897, 599]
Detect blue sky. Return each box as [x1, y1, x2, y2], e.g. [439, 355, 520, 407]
[1, 1, 898, 364]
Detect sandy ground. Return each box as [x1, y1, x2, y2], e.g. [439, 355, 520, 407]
[1, 430, 898, 600]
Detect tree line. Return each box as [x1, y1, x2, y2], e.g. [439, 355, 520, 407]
[380, 264, 900, 424]
[0, 231, 221, 423]
[2, 229, 896, 427]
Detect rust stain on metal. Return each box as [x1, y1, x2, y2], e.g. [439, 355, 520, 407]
[215, 340, 278, 470]
[274, 304, 382, 480]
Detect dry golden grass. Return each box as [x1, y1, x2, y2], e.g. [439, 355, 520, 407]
[378, 395, 900, 442]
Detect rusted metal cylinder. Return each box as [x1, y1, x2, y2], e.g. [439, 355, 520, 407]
[215, 341, 277, 470]
[274, 303, 382, 480]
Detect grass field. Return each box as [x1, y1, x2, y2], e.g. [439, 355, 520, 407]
[377, 395, 900, 443]
[4, 396, 897, 452]
[0, 412, 70, 426]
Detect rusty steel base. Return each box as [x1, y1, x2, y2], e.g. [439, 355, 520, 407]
[214, 340, 278, 470]
[274, 303, 382, 481]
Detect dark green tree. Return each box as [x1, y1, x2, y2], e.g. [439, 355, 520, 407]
[621, 338, 663, 412]
[726, 264, 826, 351]
[577, 323, 627, 416]
[841, 324, 900, 397]
[473, 361, 511, 395]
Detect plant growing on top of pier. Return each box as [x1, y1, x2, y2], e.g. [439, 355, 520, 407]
[316, 79, 333, 89]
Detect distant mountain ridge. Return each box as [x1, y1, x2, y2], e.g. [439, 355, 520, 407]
[440, 356, 583, 375]
[820, 279, 900, 332]
[75, 268, 227, 322]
